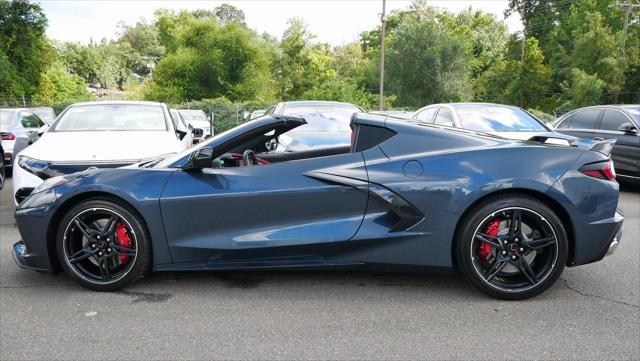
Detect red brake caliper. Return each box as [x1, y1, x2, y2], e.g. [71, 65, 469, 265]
[115, 222, 132, 264]
[480, 219, 501, 260]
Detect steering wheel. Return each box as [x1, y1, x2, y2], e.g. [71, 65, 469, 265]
[242, 149, 259, 166]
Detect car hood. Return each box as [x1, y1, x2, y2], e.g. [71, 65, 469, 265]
[22, 131, 183, 162]
[278, 131, 350, 152]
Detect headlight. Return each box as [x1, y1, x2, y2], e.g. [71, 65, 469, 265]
[18, 155, 51, 180]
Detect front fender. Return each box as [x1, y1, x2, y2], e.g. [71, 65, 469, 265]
[51, 168, 175, 266]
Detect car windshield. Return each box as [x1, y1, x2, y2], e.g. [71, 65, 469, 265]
[178, 110, 207, 122]
[0, 110, 14, 130]
[53, 104, 167, 132]
[29, 108, 56, 122]
[455, 105, 548, 132]
[282, 104, 360, 132]
[621, 105, 640, 122]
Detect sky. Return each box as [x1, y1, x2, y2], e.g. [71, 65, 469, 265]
[38, 0, 523, 46]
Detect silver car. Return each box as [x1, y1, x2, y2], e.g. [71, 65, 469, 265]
[410, 103, 576, 142]
[0, 108, 46, 167]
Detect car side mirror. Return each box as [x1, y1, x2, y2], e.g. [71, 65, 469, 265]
[618, 122, 638, 135]
[187, 147, 213, 170]
[192, 128, 203, 138]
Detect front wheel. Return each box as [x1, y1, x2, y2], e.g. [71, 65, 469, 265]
[56, 198, 152, 291]
[456, 195, 568, 300]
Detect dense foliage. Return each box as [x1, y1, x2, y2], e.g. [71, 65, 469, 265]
[1, 0, 638, 116]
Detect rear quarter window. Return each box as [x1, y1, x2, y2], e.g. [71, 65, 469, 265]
[568, 109, 601, 129]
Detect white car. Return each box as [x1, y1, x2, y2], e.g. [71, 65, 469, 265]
[12, 101, 192, 205]
[170, 109, 197, 146]
[177, 109, 212, 138]
[410, 103, 577, 144]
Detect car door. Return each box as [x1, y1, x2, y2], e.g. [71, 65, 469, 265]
[597, 109, 640, 178]
[159, 122, 369, 264]
[554, 108, 602, 140]
[12, 111, 44, 163]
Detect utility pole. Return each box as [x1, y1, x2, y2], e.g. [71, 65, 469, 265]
[617, 0, 640, 56]
[378, 0, 386, 111]
[520, 32, 525, 108]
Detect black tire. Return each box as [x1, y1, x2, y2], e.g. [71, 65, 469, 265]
[56, 198, 152, 291]
[456, 194, 568, 300]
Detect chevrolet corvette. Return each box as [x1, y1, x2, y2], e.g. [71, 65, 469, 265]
[12, 113, 624, 299]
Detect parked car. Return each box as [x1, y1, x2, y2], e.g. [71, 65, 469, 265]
[265, 101, 363, 151]
[169, 109, 198, 146]
[553, 105, 639, 182]
[410, 103, 576, 143]
[0, 140, 5, 190]
[28, 107, 56, 125]
[370, 110, 414, 118]
[0, 108, 46, 168]
[12, 101, 195, 205]
[177, 109, 212, 138]
[246, 109, 266, 121]
[13, 113, 622, 300]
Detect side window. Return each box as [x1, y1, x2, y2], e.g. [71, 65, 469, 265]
[434, 108, 454, 127]
[556, 115, 571, 129]
[20, 112, 44, 128]
[568, 110, 601, 130]
[600, 109, 631, 131]
[415, 108, 437, 123]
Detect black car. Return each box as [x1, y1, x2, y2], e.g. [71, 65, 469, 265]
[554, 105, 639, 182]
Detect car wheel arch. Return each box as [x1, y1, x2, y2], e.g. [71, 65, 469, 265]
[46, 191, 151, 274]
[449, 188, 575, 268]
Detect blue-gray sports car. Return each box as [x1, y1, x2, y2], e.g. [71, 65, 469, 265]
[12, 113, 624, 299]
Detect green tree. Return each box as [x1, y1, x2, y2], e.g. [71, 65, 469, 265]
[148, 13, 271, 102]
[274, 18, 315, 99]
[33, 61, 90, 104]
[213, 4, 246, 26]
[441, 8, 510, 78]
[0, 0, 50, 97]
[560, 68, 607, 108]
[477, 37, 550, 109]
[386, 17, 472, 107]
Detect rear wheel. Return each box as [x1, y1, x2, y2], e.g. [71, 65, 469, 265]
[456, 195, 568, 300]
[56, 198, 151, 291]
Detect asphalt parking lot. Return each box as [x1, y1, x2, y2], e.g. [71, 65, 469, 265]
[0, 178, 638, 360]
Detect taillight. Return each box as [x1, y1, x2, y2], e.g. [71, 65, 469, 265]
[579, 160, 616, 181]
[1, 132, 15, 140]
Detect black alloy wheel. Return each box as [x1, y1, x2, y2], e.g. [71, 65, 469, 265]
[457, 195, 568, 300]
[57, 198, 151, 291]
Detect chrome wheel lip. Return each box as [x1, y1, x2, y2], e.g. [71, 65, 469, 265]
[470, 206, 559, 293]
[62, 207, 138, 285]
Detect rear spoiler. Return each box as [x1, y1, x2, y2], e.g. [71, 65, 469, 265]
[527, 135, 616, 156]
[589, 138, 616, 156]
